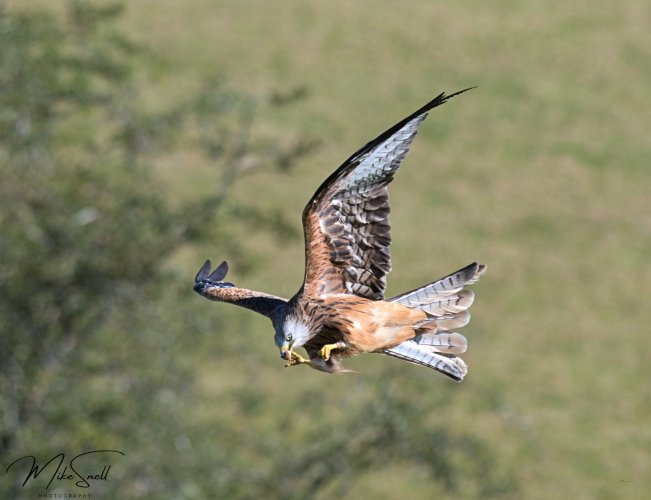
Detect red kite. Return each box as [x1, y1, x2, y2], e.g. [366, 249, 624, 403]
[194, 89, 485, 381]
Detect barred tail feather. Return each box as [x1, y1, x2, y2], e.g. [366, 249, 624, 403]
[390, 262, 486, 308]
[414, 310, 471, 332]
[413, 331, 468, 354]
[434, 310, 471, 330]
[418, 289, 474, 315]
[385, 263, 485, 380]
[391, 262, 485, 333]
[384, 341, 468, 381]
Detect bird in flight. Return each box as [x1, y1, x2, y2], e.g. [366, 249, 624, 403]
[194, 89, 486, 381]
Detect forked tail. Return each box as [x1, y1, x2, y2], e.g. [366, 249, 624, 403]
[384, 262, 487, 381]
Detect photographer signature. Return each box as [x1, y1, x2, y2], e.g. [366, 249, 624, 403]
[5, 450, 124, 490]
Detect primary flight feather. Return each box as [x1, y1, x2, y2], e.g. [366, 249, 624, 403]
[194, 89, 486, 381]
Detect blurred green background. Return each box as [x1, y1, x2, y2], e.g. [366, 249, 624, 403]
[2, 1, 650, 498]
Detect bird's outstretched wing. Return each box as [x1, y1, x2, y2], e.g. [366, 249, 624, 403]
[194, 260, 287, 318]
[300, 88, 474, 300]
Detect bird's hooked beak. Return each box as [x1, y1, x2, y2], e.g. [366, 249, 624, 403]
[280, 340, 294, 361]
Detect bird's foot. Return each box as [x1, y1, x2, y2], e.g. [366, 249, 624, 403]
[284, 351, 312, 368]
[318, 341, 347, 361]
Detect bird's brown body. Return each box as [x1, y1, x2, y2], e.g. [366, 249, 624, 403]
[292, 295, 425, 356]
[194, 89, 485, 381]
[201, 286, 423, 354]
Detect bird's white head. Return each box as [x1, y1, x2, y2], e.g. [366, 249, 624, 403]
[274, 315, 311, 361]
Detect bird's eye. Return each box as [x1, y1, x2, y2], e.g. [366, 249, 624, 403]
[286, 333, 293, 341]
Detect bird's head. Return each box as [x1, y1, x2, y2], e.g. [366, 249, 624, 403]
[193, 260, 235, 298]
[274, 315, 311, 361]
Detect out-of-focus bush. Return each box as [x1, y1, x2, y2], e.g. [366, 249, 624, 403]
[0, 2, 313, 497]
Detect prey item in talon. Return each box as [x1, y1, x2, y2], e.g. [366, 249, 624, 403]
[280, 348, 292, 361]
[194, 89, 486, 382]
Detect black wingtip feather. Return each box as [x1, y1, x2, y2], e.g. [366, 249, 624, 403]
[417, 86, 477, 116]
[305, 87, 477, 215]
[208, 260, 229, 281]
[195, 260, 212, 282]
[194, 259, 230, 283]
[339, 86, 477, 173]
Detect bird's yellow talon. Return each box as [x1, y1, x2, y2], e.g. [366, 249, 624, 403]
[319, 345, 333, 361]
[284, 350, 312, 367]
[318, 341, 346, 361]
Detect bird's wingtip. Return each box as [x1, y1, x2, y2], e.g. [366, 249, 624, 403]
[195, 259, 212, 282]
[436, 86, 478, 106]
[208, 260, 229, 281]
[194, 259, 229, 283]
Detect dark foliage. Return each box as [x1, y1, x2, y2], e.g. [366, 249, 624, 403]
[0, 2, 312, 497]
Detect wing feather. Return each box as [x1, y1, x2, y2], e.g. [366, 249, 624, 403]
[300, 88, 474, 300]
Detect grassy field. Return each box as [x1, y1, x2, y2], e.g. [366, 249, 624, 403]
[120, 1, 651, 497]
[21, 0, 650, 497]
